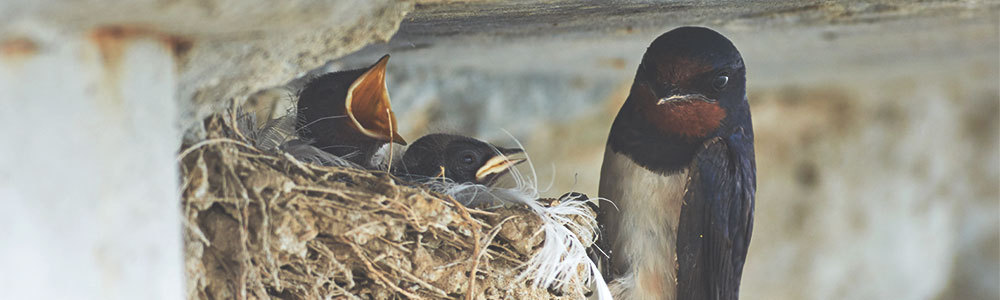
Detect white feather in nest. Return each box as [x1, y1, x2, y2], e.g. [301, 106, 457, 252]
[280, 139, 361, 168]
[234, 110, 361, 168]
[233, 108, 294, 152]
[368, 142, 407, 173]
[407, 134, 613, 300]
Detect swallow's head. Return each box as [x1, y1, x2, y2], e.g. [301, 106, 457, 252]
[630, 26, 746, 140]
[402, 134, 525, 185]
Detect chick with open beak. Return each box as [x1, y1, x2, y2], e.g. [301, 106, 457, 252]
[399, 133, 526, 186]
[296, 55, 406, 166]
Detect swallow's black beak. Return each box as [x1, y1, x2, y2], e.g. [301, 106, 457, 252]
[656, 93, 714, 105]
[498, 147, 523, 156]
[474, 147, 526, 184]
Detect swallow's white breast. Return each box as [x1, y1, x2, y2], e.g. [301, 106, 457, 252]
[599, 147, 689, 300]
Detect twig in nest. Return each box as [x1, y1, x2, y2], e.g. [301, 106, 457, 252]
[177, 138, 256, 162]
[342, 237, 422, 299]
[309, 241, 356, 289]
[376, 253, 449, 297]
[378, 236, 412, 253]
[258, 191, 280, 291]
[476, 215, 518, 265]
[386, 108, 395, 171]
[228, 105, 251, 143]
[283, 152, 317, 177]
[439, 195, 483, 300]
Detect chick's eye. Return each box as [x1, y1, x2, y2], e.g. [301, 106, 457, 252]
[459, 151, 477, 165]
[712, 74, 729, 90]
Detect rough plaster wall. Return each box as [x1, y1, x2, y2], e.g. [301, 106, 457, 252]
[0, 1, 414, 299]
[1, 0, 414, 139]
[0, 31, 182, 299]
[745, 77, 999, 300]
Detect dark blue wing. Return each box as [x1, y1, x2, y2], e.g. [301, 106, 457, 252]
[676, 127, 756, 300]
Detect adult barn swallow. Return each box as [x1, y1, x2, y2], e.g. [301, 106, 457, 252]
[296, 55, 406, 166]
[595, 27, 756, 299]
[400, 133, 526, 186]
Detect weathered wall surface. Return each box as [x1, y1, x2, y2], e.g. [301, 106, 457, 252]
[746, 78, 998, 300]
[1, 0, 414, 138]
[0, 33, 183, 299]
[0, 1, 413, 299]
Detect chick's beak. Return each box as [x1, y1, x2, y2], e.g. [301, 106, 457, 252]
[474, 147, 526, 183]
[345, 54, 407, 145]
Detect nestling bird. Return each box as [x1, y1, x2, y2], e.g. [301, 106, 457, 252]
[399, 133, 526, 186]
[296, 55, 407, 166]
[594, 27, 756, 299]
[294, 55, 524, 187]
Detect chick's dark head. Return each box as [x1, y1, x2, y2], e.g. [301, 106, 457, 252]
[401, 133, 525, 185]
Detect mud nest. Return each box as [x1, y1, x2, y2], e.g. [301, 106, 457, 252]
[179, 112, 596, 299]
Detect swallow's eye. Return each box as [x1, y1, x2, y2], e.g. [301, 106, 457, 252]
[458, 150, 478, 165]
[712, 74, 729, 90]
